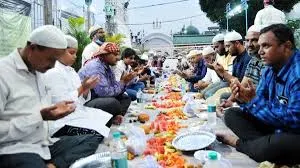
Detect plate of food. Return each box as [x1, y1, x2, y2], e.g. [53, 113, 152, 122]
[172, 131, 216, 151]
[172, 88, 181, 92]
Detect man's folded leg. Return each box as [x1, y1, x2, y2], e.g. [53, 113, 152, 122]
[48, 135, 100, 168]
[0, 153, 47, 168]
[224, 107, 275, 140]
[236, 133, 300, 165]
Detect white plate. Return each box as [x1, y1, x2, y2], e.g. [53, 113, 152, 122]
[172, 131, 216, 151]
[172, 88, 181, 92]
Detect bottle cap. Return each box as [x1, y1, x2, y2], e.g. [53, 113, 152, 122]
[113, 132, 121, 139]
[208, 151, 218, 160]
[208, 105, 216, 112]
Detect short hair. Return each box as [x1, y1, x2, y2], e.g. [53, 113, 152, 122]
[265, 0, 274, 5]
[260, 24, 296, 49]
[26, 41, 48, 51]
[121, 48, 136, 59]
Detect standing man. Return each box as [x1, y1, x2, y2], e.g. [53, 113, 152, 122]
[254, 0, 286, 28]
[82, 25, 106, 66]
[219, 24, 300, 164]
[0, 25, 99, 168]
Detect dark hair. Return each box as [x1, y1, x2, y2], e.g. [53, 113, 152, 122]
[26, 41, 48, 51]
[260, 24, 296, 49]
[121, 48, 136, 59]
[265, 0, 274, 5]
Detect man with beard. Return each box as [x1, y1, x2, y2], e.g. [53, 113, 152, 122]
[219, 25, 265, 109]
[218, 24, 300, 165]
[202, 31, 251, 99]
[81, 25, 106, 66]
[213, 33, 235, 74]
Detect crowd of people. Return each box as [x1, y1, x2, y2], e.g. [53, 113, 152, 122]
[1, 0, 300, 167]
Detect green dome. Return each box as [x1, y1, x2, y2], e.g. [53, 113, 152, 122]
[186, 25, 200, 35]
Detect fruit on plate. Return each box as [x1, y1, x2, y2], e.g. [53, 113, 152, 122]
[127, 151, 135, 160]
[160, 92, 182, 100]
[138, 113, 150, 123]
[140, 124, 151, 134]
[162, 107, 188, 120]
[152, 100, 185, 108]
[144, 104, 156, 110]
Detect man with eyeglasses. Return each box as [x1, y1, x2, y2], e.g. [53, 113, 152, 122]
[82, 25, 106, 66]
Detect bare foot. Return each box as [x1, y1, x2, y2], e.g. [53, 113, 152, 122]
[216, 132, 239, 147]
[112, 115, 123, 125]
[47, 163, 56, 168]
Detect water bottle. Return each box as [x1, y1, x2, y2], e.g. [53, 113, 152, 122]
[207, 97, 217, 126]
[203, 151, 221, 168]
[136, 88, 144, 110]
[154, 78, 160, 93]
[180, 79, 186, 95]
[110, 132, 128, 168]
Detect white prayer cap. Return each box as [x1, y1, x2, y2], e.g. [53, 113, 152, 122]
[187, 50, 202, 58]
[65, 35, 78, 49]
[88, 25, 103, 37]
[212, 34, 225, 43]
[178, 56, 183, 59]
[141, 53, 149, 61]
[29, 25, 67, 49]
[224, 31, 243, 42]
[247, 25, 262, 33]
[202, 46, 215, 56]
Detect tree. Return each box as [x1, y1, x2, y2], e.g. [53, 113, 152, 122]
[67, 17, 91, 71]
[199, 0, 300, 35]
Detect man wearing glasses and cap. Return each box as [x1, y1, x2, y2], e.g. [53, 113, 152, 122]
[82, 25, 106, 66]
[0, 25, 99, 168]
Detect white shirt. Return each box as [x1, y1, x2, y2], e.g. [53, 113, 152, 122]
[254, 5, 286, 27]
[43, 61, 112, 137]
[112, 60, 132, 82]
[202, 68, 221, 83]
[0, 49, 52, 159]
[81, 41, 99, 67]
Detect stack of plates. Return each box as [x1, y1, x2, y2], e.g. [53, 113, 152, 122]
[172, 131, 216, 151]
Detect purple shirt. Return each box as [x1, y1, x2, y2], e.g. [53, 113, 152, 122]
[78, 59, 125, 97]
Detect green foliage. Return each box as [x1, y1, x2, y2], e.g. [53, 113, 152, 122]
[105, 33, 126, 45]
[199, 0, 300, 36]
[67, 17, 91, 71]
[287, 19, 300, 31]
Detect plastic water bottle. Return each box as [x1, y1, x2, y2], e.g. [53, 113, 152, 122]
[180, 79, 186, 95]
[154, 78, 160, 93]
[136, 88, 144, 110]
[203, 151, 221, 168]
[207, 97, 217, 126]
[110, 132, 128, 168]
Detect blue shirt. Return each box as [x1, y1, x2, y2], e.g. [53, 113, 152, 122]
[242, 50, 300, 131]
[232, 50, 251, 81]
[78, 59, 125, 98]
[186, 59, 207, 83]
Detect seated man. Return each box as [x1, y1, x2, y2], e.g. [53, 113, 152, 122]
[218, 24, 300, 165]
[194, 46, 221, 91]
[220, 25, 265, 109]
[112, 48, 148, 100]
[0, 26, 99, 168]
[43, 35, 112, 140]
[177, 50, 207, 92]
[202, 31, 251, 99]
[78, 42, 134, 122]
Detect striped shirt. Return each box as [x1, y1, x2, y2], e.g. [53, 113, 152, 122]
[242, 50, 300, 131]
[244, 55, 265, 85]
